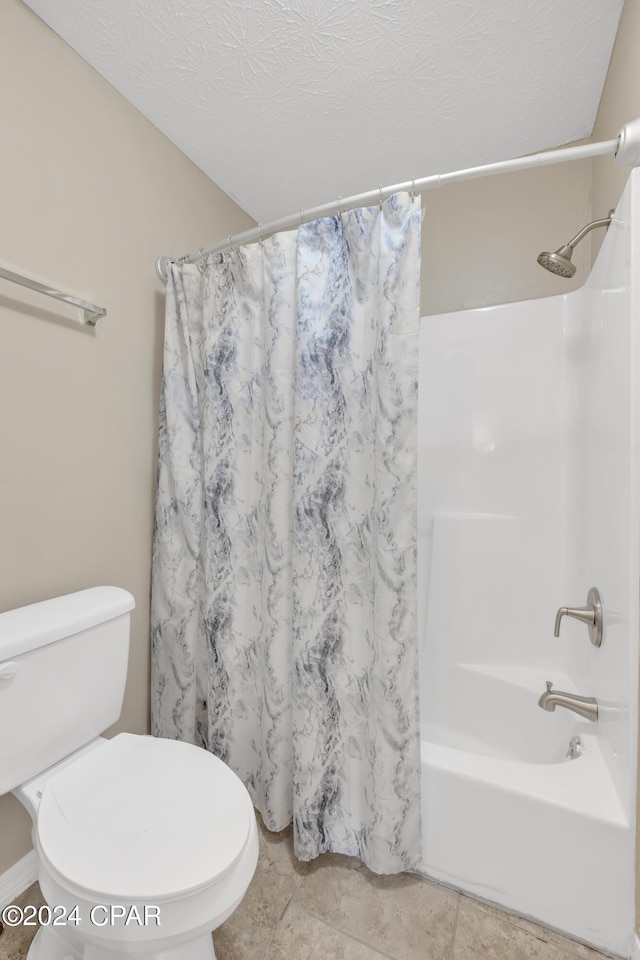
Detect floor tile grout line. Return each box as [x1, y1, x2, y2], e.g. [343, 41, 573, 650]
[275, 867, 306, 925]
[250, 853, 310, 960]
[259, 897, 294, 960]
[296, 893, 464, 960]
[447, 893, 461, 960]
[294, 905, 407, 960]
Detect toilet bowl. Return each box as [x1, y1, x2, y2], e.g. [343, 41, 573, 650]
[0, 588, 259, 960]
[16, 733, 259, 960]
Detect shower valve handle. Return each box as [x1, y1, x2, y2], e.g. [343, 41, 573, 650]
[553, 588, 603, 647]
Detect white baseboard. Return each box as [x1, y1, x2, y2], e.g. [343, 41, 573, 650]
[0, 851, 37, 908]
[631, 933, 640, 960]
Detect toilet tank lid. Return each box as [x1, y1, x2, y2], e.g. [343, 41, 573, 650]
[0, 587, 135, 661]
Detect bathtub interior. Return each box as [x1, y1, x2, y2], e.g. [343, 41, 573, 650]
[417, 168, 639, 955]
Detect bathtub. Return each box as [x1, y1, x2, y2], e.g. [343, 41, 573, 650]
[416, 177, 639, 959]
[417, 663, 631, 956]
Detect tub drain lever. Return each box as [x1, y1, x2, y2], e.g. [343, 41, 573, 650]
[565, 736, 584, 760]
[554, 587, 603, 647]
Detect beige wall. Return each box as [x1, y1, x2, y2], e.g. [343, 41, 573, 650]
[420, 158, 591, 316]
[0, 0, 254, 874]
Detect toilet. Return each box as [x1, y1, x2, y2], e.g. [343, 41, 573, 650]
[0, 587, 258, 960]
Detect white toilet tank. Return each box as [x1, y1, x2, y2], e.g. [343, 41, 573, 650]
[0, 586, 135, 795]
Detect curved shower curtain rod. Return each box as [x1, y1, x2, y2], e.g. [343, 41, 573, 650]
[155, 117, 640, 284]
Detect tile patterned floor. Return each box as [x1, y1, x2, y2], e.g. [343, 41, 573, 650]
[0, 815, 616, 960]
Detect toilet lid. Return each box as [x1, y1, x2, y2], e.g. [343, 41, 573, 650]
[37, 734, 254, 900]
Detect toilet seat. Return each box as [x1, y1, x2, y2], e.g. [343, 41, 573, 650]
[36, 733, 254, 901]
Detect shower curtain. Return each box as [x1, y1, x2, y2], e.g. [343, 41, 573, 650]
[151, 193, 421, 873]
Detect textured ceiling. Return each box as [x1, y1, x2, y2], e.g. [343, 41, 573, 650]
[23, 0, 624, 223]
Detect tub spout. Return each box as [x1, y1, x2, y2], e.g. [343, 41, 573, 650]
[538, 681, 598, 722]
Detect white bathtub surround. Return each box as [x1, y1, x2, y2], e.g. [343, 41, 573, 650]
[417, 169, 639, 956]
[152, 194, 422, 874]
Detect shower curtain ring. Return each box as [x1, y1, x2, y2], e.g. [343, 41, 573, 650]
[300, 208, 304, 225]
[411, 177, 416, 198]
[337, 196, 342, 216]
[379, 186, 383, 209]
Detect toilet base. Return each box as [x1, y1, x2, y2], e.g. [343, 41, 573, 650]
[27, 925, 217, 960]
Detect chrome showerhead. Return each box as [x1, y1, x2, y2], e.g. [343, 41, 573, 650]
[537, 245, 576, 278]
[537, 211, 614, 279]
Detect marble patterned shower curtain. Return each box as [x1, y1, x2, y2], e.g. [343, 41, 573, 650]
[151, 193, 422, 873]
